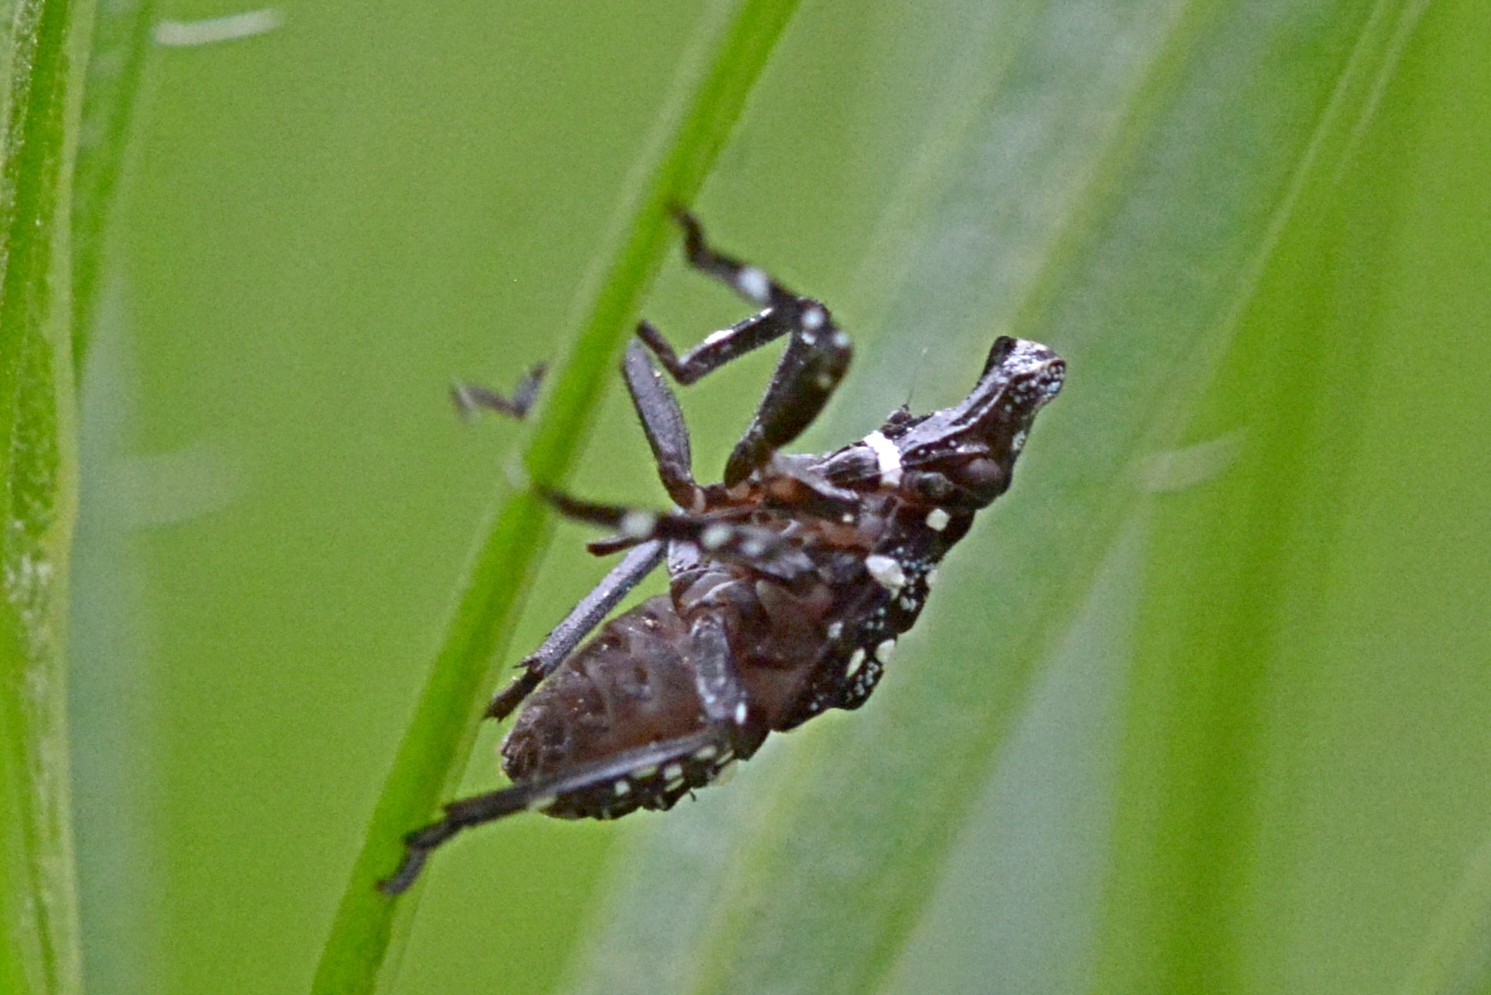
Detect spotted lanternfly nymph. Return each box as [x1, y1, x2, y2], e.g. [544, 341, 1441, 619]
[381, 211, 1065, 893]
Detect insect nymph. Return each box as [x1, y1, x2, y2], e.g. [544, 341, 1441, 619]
[381, 212, 1064, 893]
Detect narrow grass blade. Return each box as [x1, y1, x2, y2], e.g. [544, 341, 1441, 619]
[70, 0, 154, 376]
[308, 2, 801, 993]
[0, 0, 95, 992]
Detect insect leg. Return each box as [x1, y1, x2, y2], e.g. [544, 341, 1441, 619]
[486, 539, 666, 721]
[672, 208, 797, 309]
[542, 490, 819, 586]
[689, 613, 753, 734]
[637, 307, 851, 488]
[379, 727, 723, 895]
[450, 363, 546, 419]
[621, 339, 702, 511]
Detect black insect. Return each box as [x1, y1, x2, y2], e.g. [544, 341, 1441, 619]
[381, 212, 1064, 893]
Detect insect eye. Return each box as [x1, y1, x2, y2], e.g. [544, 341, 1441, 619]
[953, 457, 1008, 499]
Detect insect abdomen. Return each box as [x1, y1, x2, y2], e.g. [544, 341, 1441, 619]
[499, 595, 712, 818]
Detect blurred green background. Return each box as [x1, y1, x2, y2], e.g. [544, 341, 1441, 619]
[62, 0, 1490, 993]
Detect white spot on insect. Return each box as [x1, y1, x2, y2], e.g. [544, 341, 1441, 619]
[815, 373, 835, 389]
[846, 648, 866, 677]
[737, 266, 771, 302]
[694, 745, 718, 762]
[925, 508, 950, 531]
[614, 780, 631, 796]
[1010, 429, 1028, 452]
[841, 513, 853, 524]
[702, 327, 733, 348]
[621, 511, 657, 538]
[926, 567, 939, 588]
[714, 760, 739, 786]
[899, 596, 917, 610]
[802, 306, 825, 330]
[527, 794, 556, 812]
[739, 537, 767, 557]
[875, 638, 897, 663]
[663, 763, 683, 782]
[865, 554, 907, 594]
[700, 523, 733, 549]
[831, 331, 850, 349]
[734, 702, 748, 725]
[827, 621, 844, 640]
[665, 777, 686, 793]
[634, 764, 658, 779]
[864, 431, 903, 487]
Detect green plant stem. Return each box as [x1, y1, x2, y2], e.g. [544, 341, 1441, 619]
[0, 0, 95, 992]
[308, 2, 800, 992]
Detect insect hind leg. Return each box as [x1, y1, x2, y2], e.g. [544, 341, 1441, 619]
[379, 727, 732, 895]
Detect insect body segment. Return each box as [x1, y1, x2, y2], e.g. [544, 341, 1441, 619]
[381, 213, 1064, 894]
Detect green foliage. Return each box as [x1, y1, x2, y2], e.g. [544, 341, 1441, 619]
[0, 0, 93, 991]
[52, 0, 1491, 994]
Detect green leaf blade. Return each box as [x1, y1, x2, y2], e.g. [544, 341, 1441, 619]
[0, 0, 93, 992]
[308, 2, 801, 993]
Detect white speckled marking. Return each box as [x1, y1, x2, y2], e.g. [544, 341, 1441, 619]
[737, 267, 771, 302]
[925, 508, 950, 531]
[865, 554, 907, 593]
[700, 523, 733, 549]
[802, 306, 825, 330]
[827, 621, 843, 640]
[926, 567, 939, 588]
[832, 331, 850, 348]
[875, 638, 897, 663]
[663, 763, 683, 782]
[694, 745, 718, 762]
[620, 511, 656, 538]
[864, 431, 903, 487]
[634, 764, 658, 779]
[734, 702, 748, 724]
[614, 780, 631, 796]
[846, 648, 866, 677]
